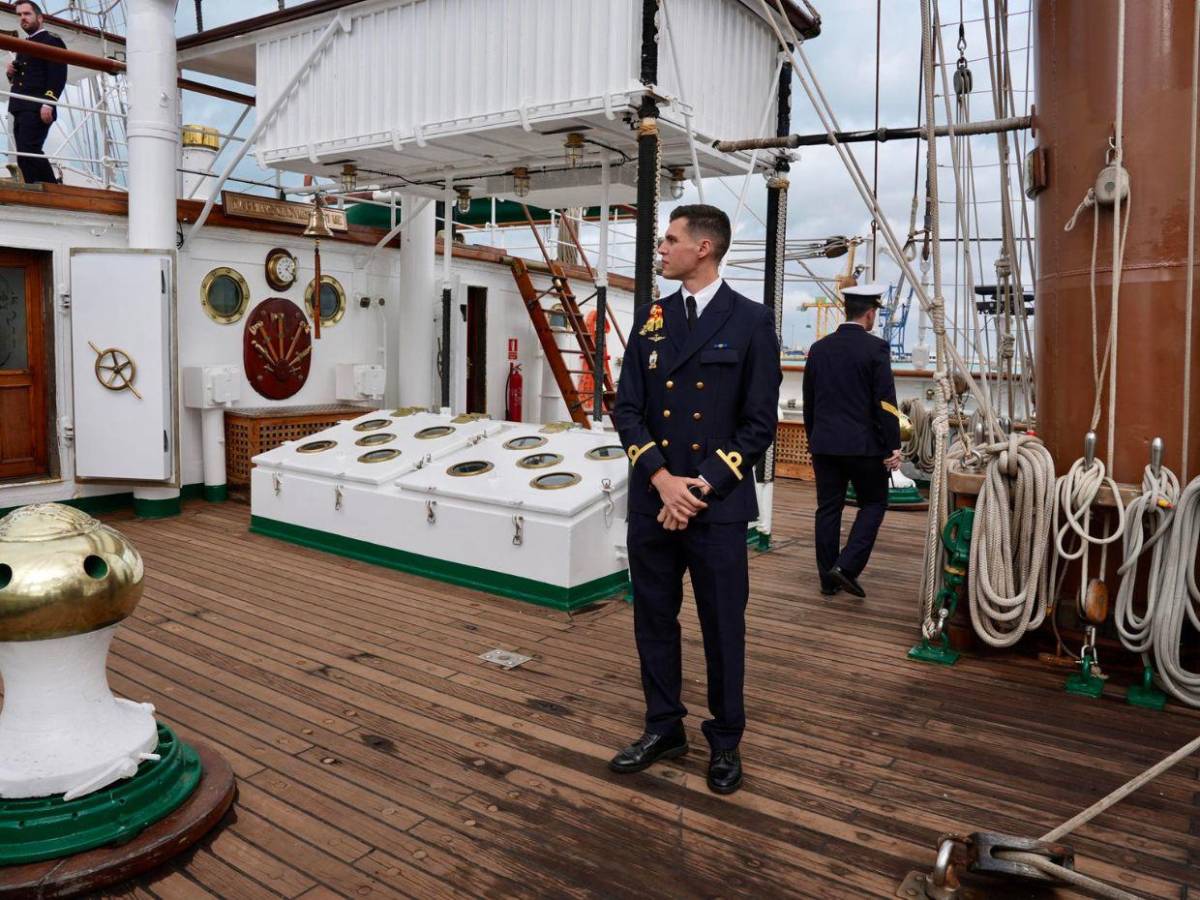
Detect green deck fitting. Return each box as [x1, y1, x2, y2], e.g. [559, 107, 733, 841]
[746, 526, 771, 551]
[846, 483, 928, 509]
[0, 723, 201, 866]
[251, 516, 629, 612]
[1126, 667, 1168, 711]
[908, 634, 960, 666]
[909, 509, 972, 667]
[1065, 654, 1106, 699]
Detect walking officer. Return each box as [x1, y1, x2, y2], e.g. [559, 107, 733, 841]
[802, 283, 903, 599]
[610, 204, 781, 795]
[6, 1, 66, 185]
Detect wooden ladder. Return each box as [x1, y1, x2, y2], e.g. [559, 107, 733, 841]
[507, 206, 621, 428]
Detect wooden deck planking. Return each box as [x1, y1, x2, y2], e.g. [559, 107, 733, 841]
[3, 480, 1191, 898]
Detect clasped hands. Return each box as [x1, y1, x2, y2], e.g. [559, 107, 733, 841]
[651, 468, 709, 531]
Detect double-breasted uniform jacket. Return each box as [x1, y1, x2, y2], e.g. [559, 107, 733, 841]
[8, 30, 67, 117]
[614, 283, 782, 522]
[802, 323, 901, 456]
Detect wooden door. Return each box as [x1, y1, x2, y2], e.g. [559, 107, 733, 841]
[0, 251, 47, 480]
[466, 286, 487, 415]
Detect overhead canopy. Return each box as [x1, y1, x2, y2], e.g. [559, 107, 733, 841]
[176, 0, 820, 86]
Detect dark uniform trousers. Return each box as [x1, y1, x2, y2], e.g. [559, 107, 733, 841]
[802, 322, 902, 583]
[12, 112, 55, 185]
[615, 283, 781, 752]
[812, 454, 888, 578]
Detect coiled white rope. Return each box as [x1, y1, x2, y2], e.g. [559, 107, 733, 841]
[1149, 474, 1200, 706]
[901, 399, 938, 474]
[950, 434, 1056, 647]
[1114, 463, 1180, 654]
[1048, 457, 1127, 618]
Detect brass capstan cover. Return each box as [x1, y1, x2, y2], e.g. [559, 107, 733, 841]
[0, 504, 144, 642]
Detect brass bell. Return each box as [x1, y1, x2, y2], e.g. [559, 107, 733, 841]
[303, 196, 334, 238]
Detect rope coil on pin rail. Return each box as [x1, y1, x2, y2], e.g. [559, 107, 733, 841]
[901, 398, 938, 474]
[1148, 472, 1200, 706]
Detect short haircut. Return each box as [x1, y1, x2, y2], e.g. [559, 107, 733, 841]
[15, 1, 43, 14]
[669, 204, 731, 262]
[843, 296, 875, 321]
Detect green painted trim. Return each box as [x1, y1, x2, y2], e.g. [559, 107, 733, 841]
[0, 483, 211, 520]
[0, 724, 201, 865]
[134, 495, 182, 519]
[203, 484, 228, 503]
[250, 515, 629, 612]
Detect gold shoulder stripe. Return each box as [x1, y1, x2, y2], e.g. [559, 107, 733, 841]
[627, 441, 656, 465]
[716, 449, 744, 481]
[881, 401, 901, 418]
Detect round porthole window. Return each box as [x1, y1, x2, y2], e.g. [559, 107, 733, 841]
[503, 435, 547, 450]
[297, 439, 337, 453]
[356, 433, 396, 447]
[358, 448, 401, 463]
[531, 471, 582, 490]
[517, 452, 563, 469]
[305, 275, 346, 326]
[201, 267, 250, 324]
[353, 418, 392, 432]
[447, 460, 494, 477]
[585, 445, 626, 461]
[415, 426, 456, 440]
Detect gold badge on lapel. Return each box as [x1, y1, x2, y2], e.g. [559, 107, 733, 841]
[640, 303, 665, 341]
[648, 350, 658, 370]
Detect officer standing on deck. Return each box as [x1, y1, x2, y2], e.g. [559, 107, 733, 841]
[802, 283, 903, 600]
[609, 204, 780, 795]
[5, 1, 66, 185]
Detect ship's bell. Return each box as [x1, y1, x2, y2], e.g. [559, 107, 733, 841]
[303, 197, 334, 238]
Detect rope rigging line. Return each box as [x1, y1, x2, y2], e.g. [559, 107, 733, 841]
[1114, 460, 1179, 655]
[1184, 0, 1199, 482]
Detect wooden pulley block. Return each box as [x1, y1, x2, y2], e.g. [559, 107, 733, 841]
[1080, 578, 1109, 625]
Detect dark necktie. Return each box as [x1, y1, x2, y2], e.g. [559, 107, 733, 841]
[686, 295, 698, 331]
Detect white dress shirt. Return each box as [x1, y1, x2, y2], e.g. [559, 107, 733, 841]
[682, 277, 724, 319]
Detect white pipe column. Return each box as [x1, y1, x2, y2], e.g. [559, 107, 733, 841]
[126, 0, 181, 516]
[200, 407, 226, 501]
[396, 194, 437, 407]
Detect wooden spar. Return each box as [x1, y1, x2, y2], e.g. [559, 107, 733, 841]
[0, 33, 256, 106]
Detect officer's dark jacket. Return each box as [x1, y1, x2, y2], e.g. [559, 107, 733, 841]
[614, 282, 781, 524]
[802, 322, 901, 456]
[8, 30, 67, 116]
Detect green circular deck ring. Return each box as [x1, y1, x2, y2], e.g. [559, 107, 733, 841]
[0, 723, 202, 866]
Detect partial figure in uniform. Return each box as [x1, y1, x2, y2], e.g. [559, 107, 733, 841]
[609, 204, 781, 795]
[5, 1, 66, 185]
[802, 284, 903, 599]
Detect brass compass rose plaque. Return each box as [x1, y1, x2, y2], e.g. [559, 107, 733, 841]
[89, 341, 143, 400]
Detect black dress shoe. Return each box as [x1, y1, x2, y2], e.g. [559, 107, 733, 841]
[819, 579, 841, 596]
[829, 565, 866, 598]
[707, 748, 743, 794]
[608, 729, 688, 774]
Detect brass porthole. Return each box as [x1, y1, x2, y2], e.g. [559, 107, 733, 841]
[531, 471, 582, 490]
[390, 406, 424, 417]
[355, 433, 396, 447]
[297, 439, 337, 453]
[353, 418, 392, 432]
[447, 460, 494, 477]
[503, 435, 547, 451]
[517, 452, 563, 469]
[585, 445, 626, 461]
[200, 266, 250, 324]
[305, 274, 346, 326]
[415, 425, 456, 440]
[358, 448, 401, 464]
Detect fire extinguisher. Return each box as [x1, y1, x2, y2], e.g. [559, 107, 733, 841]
[505, 362, 523, 422]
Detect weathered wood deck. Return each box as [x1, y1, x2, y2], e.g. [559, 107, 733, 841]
[83, 482, 1199, 898]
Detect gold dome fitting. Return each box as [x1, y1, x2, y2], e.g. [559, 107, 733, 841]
[181, 124, 220, 151]
[0, 504, 145, 642]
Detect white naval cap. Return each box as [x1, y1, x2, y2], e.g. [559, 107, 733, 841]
[840, 283, 889, 307]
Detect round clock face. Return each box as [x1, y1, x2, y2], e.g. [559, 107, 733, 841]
[265, 248, 297, 290]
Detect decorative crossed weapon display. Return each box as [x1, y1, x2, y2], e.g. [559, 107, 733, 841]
[89, 341, 143, 400]
[243, 298, 313, 400]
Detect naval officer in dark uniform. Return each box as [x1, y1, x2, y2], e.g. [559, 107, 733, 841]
[6, 1, 66, 185]
[610, 204, 781, 795]
[802, 284, 902, 599]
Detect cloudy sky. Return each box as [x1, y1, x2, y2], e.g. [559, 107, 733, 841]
[41, 0, 1035, 354]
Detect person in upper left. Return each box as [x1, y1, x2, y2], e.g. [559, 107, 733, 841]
[610, 204, 781, 795]
[6, 1, 66, 185]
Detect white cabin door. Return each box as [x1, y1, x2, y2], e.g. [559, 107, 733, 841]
[70, 250, 177, 484]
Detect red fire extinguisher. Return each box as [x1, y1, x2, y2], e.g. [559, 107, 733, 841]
[505, 362, 523, 422]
